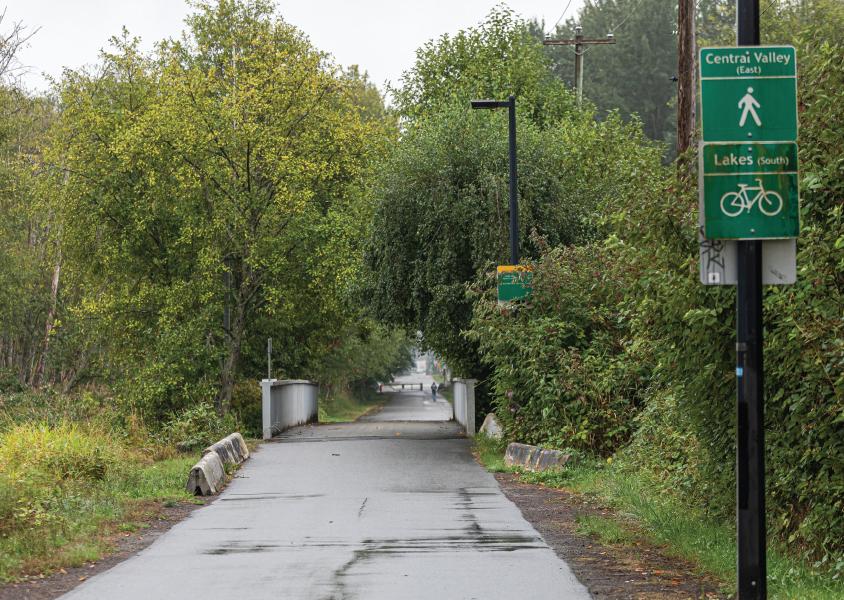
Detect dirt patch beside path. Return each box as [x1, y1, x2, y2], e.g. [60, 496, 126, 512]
[495, 473, 726, 600]
[0, 501, 203, 600]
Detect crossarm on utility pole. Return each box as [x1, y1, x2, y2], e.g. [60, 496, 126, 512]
[543, 27, 615, 106]
[541, 38, 616, 45]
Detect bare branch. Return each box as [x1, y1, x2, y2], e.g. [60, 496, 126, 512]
[0, 9, 41, 84]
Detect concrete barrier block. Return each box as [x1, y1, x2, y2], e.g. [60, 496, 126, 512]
[186, 451, 225, 496]
[504, 442, 571, 472]
[479, 413, 503, 439]
[204, 432, 250, 465]
[504, 443, 540, 469]
[452, 378, 476, 436]
[532, 448, 572, 471]
[229, 432, 249, 460]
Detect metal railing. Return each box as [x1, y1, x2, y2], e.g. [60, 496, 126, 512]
[379, 382, 424, 391]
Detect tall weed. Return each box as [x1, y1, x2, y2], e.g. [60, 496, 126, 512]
[0, 422, 123, 481]
[160, 402, 237, 451]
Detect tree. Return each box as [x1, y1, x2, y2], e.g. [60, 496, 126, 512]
[0, 107, 52, 388]
[393, 6, 575, 126]
[47, 0, 387, 414]
[0, 13, 58, 390]
[696, 0, 735, 45]
[366, 8, 658, 384]
[341, 65, 393, 125]
[0, 9, 38, 86]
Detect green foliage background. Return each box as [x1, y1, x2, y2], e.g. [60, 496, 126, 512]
[368, 0, 844, 572]
[0, 3, 414, 579]
[0, 0, 411, 422]
[0, 0, 841, 580]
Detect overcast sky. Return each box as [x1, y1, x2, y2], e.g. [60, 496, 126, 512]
[6, 0, 584, 95]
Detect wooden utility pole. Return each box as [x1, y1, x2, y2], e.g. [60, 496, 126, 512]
[677, 0, 697, 160]
[543, 26, 616, 105]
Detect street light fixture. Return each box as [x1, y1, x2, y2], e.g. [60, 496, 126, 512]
[470, 95, 519, 265]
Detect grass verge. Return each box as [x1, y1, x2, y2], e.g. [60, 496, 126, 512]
[474, 434, 843, 599]
[0, 390, 256, 584]
[575, 514, 638, 546]
[0, 453, 199, 582]
[473, 432, 511, 472]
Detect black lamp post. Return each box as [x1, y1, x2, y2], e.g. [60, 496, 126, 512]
[470, 95, 519, 265]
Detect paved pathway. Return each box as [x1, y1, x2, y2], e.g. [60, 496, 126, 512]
[364, 373, 453, 422]
[62, 387, 590, 599]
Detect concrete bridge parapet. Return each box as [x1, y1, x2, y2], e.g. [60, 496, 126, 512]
[261, 379, 319, 440]
[452, 378, 476, 436]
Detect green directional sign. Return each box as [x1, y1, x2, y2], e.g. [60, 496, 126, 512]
[699, 45, 799, 241]
[701, 142, 799, 239]
[700, 46, 797, 142]
[497, 265, 533, 304]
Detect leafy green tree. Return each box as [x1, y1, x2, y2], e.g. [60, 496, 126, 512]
[367, 103, 654, 375]
[47, 0, 388, 414]
[367, 8, 660, 390]
[393, 6, 576, 125]
[696, 0, 735, 45]
[312, 321, 413, 394]
[0, 19, 58, 390]
[341, 65, 393, 125]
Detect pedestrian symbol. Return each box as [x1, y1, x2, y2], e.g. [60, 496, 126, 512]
[738, 87, 761, 128]
[699, 45, 797, 142]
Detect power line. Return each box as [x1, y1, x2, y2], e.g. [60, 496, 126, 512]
[577, 3, 637, 56]
[552, 0, 575, 30]
[760, 0, 778, 15]
[582, 0, 683, 56]
[608, 10, 635, 35]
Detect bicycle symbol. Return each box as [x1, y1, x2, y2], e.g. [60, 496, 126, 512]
[720, 178, 783, 217]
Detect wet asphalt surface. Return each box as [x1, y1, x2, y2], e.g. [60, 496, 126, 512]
[60, 378, 589, 600]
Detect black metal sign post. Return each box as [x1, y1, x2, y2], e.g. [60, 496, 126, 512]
[507, 95, 519, 265]
[736, 0, 767, 598]
[470, 96, 519, 265]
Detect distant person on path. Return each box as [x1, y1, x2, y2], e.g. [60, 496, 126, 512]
[431, 382, 438, 401]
